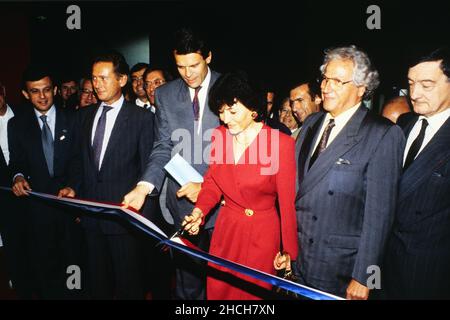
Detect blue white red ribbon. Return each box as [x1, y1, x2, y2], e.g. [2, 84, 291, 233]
[0, 186, 342, 300]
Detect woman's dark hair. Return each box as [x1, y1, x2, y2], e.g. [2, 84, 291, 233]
[208, 71, 266, 122]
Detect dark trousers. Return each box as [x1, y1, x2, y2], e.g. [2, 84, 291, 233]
[0, 192, 34, 299]
[84, 230, 144, 299]
[28, 199, 85, 299]
[173, 229, 211, 300]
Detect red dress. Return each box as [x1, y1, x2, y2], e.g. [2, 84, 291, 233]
[195, 124, 298, 300]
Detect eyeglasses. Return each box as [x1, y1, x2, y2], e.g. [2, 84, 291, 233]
[320, 75, 353, 89]
[144, 79, 166, 88]
[81, 89, 95, 96]
[131, 76, 144, 84]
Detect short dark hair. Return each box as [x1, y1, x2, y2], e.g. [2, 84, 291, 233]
[209, 71, 266, 122]
[22, 64, 54, 91]
[92, 50, 129, 77]
[173, 27, 210, 59]
[130, 62, 149, 75]
[291, 78, 321, 99]
[143, 67, 174, 83]
[409, 47, 450, 79]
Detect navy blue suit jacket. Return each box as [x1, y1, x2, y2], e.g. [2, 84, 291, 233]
[384, 115, 450, 299]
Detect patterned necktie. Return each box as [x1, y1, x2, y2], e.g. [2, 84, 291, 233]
[404, 119, 429, 170]
[40, 115, 54, 177]
[309, 118, 335, 169]
[192, 86, 202, 121]
[92, 105, 112, 170]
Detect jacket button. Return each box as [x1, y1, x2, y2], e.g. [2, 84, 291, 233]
[328, 190, 334, 195]
[245, 209, 254, 217]
[309, 238, 314, 244]
[312, 216, 318, 221]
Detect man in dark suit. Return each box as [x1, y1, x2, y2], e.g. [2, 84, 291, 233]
[123, 27, 220, 300]
[384, 47, 450, 299]
[59, 51, 154, 299]
[8, 66, 83, 299]
[293, 46, 404, 299]
[0, 82, 34, 299]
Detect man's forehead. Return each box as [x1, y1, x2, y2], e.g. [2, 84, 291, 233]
[408, 60, 444, 79]
[146, 70, 164, 79]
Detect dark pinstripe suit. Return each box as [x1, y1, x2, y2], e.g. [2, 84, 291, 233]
[384, 115, 450, 299]
[68, 100, 154, 298]
[294, 106, 405, 297]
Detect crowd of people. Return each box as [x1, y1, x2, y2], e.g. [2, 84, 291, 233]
[0, 27, 449, 300]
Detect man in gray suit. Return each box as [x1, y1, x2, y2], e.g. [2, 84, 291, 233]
[384, 47, 450, 299]
[123, 27, 220, 300]
[293, 46, 404, 299]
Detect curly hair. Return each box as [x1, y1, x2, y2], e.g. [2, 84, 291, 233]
[320, 45, 379, 99]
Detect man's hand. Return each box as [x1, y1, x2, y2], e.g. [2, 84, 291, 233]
[58, 187, 76, 198]
[122, 184, 150, 211]
[346, 279, 370, 300]
[176, 182, 202, 203]
[274, 252, 291, 271]
[12, 176, 31, 197]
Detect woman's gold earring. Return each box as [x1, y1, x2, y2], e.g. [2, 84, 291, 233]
[251, 112, 257, 119]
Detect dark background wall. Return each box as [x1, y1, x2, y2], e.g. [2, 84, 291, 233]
[1, 0, 449, 109]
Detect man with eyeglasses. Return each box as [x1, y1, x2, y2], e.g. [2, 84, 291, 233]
[383, 47, 450, 299]
[78, 78, 97, 108]
[293, 46, 404, 299]
[143, 68, 173, 114]
[130, 62, 150, 109]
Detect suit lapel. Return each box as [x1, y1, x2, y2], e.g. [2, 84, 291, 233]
[99, 101, 130, 171]
[53, 108, 68, 176]
[86, 105, 100, 172]
[295, 113, 324, 194]
[399, 117, 450, 201]
[298, 106, 368, 198]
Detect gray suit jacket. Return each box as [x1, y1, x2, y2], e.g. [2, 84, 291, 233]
[384, 115, 450, 299]
[141, 70, 221, 229]
[294, 106, 405, 296]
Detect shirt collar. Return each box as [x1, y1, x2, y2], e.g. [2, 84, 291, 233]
[135, 98, 148, 108]
[419, 107, 450, 131]
[324, 102, 361, 126]
[34, 104, 56, 121]
[0, 104, 14, 120]
[100, 95, 124, 111]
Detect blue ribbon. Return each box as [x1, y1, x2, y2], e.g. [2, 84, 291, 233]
[0, 186, 342, 300]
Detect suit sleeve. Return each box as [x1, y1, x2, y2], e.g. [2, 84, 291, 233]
[7, 117, 28, 183]
[139, 110, 155, 172]
[195, 128, 223, 222]
[140, 90, 172, 193]
[352, 124, 405, 285]
[276, 134, 298, 260]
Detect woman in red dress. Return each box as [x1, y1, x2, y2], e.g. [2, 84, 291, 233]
[182, 72, 298, 300]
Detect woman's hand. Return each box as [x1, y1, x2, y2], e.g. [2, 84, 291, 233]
[181, 208, 203, 235]
[274, 252, 291, 271]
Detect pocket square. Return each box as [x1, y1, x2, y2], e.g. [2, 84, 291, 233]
[336, 158, 351, 165]
[59, 135, 66, 141]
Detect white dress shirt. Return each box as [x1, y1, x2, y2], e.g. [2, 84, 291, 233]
[188, 67, 211, 134]
[0, 104, 14, 165]
[91, 96, 124, 169]
[403, 107, 450, 165]
[312, 103, 361, 154]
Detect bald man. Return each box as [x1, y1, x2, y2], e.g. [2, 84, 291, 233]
[381, 96, 411, 123]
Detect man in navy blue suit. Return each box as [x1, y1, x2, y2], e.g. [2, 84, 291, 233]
[293, 46, 404, 299]
[384, 47, 450, 299]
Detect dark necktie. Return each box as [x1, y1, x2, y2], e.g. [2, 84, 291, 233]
[192, 86, 201, 121]
[309, 118, 335, 169]
[92, 105, 112, 170]
[143, 103, 149, 110]
[404, 119, 429, 170]
[40, 115, 54, 177]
